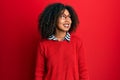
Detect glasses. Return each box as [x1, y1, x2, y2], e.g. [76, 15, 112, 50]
[59, 14, 71, 20]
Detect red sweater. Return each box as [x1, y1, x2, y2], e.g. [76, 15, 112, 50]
[35, 34, 89, 80]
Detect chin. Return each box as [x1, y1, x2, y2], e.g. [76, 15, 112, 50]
[56, 27, 70, 32]
[62, 29, 70, 32]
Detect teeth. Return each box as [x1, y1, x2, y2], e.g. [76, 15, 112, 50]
[64, 24, 69, 27]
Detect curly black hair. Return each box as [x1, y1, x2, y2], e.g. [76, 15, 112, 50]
[38, 3, 79, 39]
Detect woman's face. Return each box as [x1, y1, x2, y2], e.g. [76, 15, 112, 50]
[56, 9, 72, 32]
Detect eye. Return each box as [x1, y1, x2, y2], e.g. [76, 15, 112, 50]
[67, 15, 71, 19]
[60, 15, 66, 19]
[59, 14, 71, 20]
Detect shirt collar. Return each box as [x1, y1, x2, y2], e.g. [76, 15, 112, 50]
[48, 32, 71, 42]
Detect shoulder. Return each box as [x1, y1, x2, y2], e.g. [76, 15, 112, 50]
[70, 34, 85, 50]
[71, 34, 83, 45]
[38, 38, 50, 48]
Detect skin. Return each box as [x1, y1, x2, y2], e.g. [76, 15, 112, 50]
[55, 9, 72, 41]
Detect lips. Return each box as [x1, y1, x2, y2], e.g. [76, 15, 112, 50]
[63, 24, 70, 28]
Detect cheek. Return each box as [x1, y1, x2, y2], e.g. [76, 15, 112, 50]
[57, 19, 64, 26]
[59, 19, 64, 24]
[70, 19, 72, 24]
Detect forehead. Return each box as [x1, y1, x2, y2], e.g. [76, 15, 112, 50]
[60, 9, 70, 15]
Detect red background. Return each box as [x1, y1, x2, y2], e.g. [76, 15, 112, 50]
[0, 0, 120, 80]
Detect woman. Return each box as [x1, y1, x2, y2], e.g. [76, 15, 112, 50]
[35, 3, 89, 80]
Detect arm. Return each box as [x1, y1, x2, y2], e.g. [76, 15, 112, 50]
[35, 42, 45, 80]
[78, 40, 89, 80]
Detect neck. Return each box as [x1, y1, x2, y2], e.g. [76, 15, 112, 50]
[55, 30, 67, 41]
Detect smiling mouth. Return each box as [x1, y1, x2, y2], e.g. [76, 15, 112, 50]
[63, 24, 70, 28]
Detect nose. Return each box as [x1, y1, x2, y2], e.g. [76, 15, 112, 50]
[66, 16, 70, 19]
[65, 17, 71, 23]
[65, 16, 71, 21]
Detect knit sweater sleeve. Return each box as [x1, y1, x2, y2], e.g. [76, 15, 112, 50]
[35, 42, 45, 80]
[77, 39, 89, 80]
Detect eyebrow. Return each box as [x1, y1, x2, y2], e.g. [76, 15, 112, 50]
[61, 13, 71, 16]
